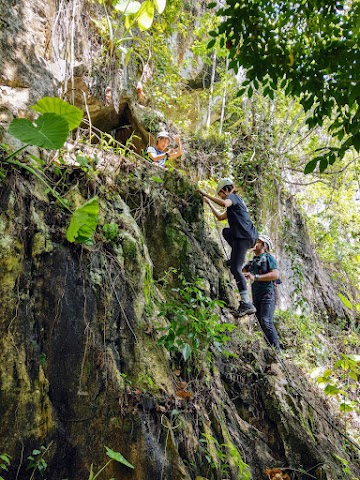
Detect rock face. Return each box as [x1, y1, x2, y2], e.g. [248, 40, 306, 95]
[0, 0, 57, 105]
[0, 160, 359, 480]
[0, 0, 151, 154]
[0, 1, 358, 479]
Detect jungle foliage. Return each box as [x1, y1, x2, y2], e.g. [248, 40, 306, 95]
[3, 97, 100, 246]
[209, 0, 360, 172]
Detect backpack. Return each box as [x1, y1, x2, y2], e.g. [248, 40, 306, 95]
[246, 254, 282, 287]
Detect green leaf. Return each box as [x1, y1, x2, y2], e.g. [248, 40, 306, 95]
[207, 38, 216, 49]
[153, 0, 166, 14]
[0, 455, 10, 465]
[88, 463, 94, 480]
[105, 446, 134, 469]
[66, 197, 100, 244]
[150, 175, 163, 183]
[136, 1, 155, 31]
[304, 158, 318, 174]
[324, 384, 340, 395]
[102, 223, 119, 241]
[337, 293, 353, 309]
[319, 156, 328, 173]
[349, 371, 358, 381]
[340, 402, 354, 412]
[9, 113, 69, 150]
[76, 155, 92, 168]
[182, 343, 191, 362]
[236, 88, 246, 97]
[113, 0, 141, 14]
[124, 15, 133, 29]
[32, 97, 83, 130]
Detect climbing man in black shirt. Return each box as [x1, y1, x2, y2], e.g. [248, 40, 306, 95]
[200, 178, 258, 317]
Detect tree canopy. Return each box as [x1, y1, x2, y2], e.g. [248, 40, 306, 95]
[209, 0, 360, 172]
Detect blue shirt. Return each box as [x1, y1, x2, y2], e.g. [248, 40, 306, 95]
[147, 146, 166, 167]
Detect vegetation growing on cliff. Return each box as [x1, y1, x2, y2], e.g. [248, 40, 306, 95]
[0, 0, 360, 479]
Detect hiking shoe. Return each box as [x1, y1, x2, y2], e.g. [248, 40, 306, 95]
[237, 301, 256, 317]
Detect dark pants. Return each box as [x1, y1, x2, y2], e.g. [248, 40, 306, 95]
[223, 228, 255, 292]
[253, 289, 280, 351]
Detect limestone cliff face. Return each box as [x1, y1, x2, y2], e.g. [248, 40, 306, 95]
[0, 160, 359, 480]
[0, 1, 358, 479]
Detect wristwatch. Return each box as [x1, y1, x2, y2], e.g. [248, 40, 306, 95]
[255, 274, 259, 281]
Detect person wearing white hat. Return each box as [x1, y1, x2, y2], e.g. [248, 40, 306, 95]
[199, 178, 258, 317]
[147, 131, 182, 167]
[243, 235, 281, 351]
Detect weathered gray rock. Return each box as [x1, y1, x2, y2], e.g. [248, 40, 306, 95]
[0, 161, 358, 480]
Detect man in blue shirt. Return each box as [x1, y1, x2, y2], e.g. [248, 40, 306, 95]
[147, 131, 182, 167]
[243, 235, 281, 351]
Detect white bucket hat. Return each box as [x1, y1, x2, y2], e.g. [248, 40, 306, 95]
[258, 234, 273, 251]
[156, 131, 171, 140]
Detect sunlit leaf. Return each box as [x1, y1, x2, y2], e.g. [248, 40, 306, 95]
[32, 97, 83, 130]
[66, 197, 99, 244]
[105, 446, 134, 469]
[154, 0, 166, 14]
[136, 1, 155, 31]
[124, 15, 133, 29]
[9, 113, 69, 150]
[150, 175, 163, 183]
[340, 402, 354, 412]
[349, 371, 358, 381]
[337, 293, 353, 309]
[113, 0, 141, 14]
[324, 384, 340, 395]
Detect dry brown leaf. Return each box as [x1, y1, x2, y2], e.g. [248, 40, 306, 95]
[265, 468, 291, 480]
[176, 390, 192, 399]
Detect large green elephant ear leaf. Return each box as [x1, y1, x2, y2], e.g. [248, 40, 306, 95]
[113, 0, 141, 14]
[136, 1, 155, 30]
[32, 97, 83, 130]
[154, 0, 166, 14]
[66, 197, 100, 244]
[8, 113, 70, 149]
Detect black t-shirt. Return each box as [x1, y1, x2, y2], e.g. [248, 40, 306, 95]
[226, 193, 258, 239]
